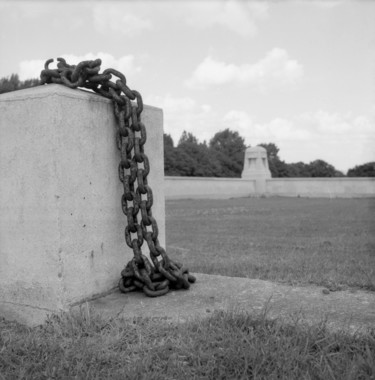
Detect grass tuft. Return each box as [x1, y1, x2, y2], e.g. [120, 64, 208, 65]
[1, 308, 374, 379]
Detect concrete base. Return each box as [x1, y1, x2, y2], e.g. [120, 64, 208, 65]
[74, 273, 375, 334]
[0, 85, 165, 325]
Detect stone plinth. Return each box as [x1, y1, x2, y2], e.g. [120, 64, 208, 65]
[241, 146, 271, 194]
[84, 273, 375, 334]
[0, 84, 165, 325]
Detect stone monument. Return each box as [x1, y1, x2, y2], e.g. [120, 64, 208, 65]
[241, 146, 271, 194]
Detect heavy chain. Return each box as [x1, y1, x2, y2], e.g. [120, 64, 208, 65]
[40, 57, 196, 297]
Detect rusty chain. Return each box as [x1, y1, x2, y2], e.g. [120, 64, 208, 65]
[40, 57, 196, 297]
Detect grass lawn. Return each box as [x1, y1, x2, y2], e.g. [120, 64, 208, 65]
[2, 197, 375, 379]
[1, 308, 374, 379]
[166, 197, 375, 291]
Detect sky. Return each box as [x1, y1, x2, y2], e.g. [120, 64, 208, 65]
[0, 0, 374, 173]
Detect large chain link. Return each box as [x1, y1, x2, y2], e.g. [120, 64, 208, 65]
[40, 57, 196, 297]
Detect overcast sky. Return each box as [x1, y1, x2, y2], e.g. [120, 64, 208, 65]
[1, 0, 374, 172]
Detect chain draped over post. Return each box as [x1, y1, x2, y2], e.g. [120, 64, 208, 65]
[40, 57, 196, 297]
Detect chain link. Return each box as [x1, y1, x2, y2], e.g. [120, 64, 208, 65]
[40, 57, 196, 297]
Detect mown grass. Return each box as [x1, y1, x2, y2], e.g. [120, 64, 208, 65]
[1, 307, 375, 380]
[166, 197, 375, 291]
[2, 197, 374, 378]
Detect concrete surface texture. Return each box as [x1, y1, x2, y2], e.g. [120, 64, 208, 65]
[0, 84, 165, 325]
[75, 273, 375, 334]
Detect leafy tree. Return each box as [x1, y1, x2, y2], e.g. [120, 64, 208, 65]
[287, 162, 312, 177]
[163, 133, 174, 149]
[347, 162, 375, 177]
[258, 143, 343, 178]
[307, 159, 337, 177]
[259, 142, 279, 161]
[259, 142, 289, 177]
[272, 160, 290, 177]
[333, 169, 345, 177]
[209, 128, 245, 156]
[164, 128, 247, 178]
[170, 147, 198, 176]
[0, 74, 40, 94]
[163, 133, 180, 176]
[178, 131, 199, 145]
[177, 131, 221, 176]
[209, 129, 246, 177]
[164, 131, 222, 177]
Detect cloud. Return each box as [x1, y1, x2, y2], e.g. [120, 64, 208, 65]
[185, 0, 268, 36]
[145, 94, 216, 145]
[142, 91, 374, 171]
[223, 111, 311, 144]
[18, 53, 141, 81]
[0, 2, 50, 20]
[92, 4, 152, 37]
[91, 1, 266, 38]
[145, 92, 374, 170]
[223, 109, 375, 171]
[311, 1, 343, 9]
[186, 48, 304, 90]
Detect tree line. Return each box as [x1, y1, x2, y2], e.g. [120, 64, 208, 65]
[164, 129, 246, 177]
[163, 131, 374, 178]
[1, 73, 373, 178]
[0, 74, 40, 94]
[163, 131, 356, 178]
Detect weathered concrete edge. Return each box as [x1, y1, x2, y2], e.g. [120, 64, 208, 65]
[0, 84, 162, 112]
[4, 273, 375, 333]
[0, 84, 106, 103]
[73, 273, 375, 334]
[0, 286, 119, 326]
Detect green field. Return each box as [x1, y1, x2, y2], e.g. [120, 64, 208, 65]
[166, 197, 375, 290]
[1, 308, 374, 379]
[1, 197, 375, 379]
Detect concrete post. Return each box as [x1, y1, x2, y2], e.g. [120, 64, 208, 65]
[241, 146, 271, 194]
[0, 84, 165, 325]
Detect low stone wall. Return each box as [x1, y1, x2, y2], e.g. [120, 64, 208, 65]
[164, 176, 256, 199]
[267, 178, 375, 198]
[164, 176, 375, 199]
[0, 85, 165, 325]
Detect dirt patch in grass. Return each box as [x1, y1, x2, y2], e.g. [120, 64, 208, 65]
[166, 197, 375, 290]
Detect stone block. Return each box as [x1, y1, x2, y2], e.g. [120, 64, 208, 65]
[0, 84, 165, 325]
